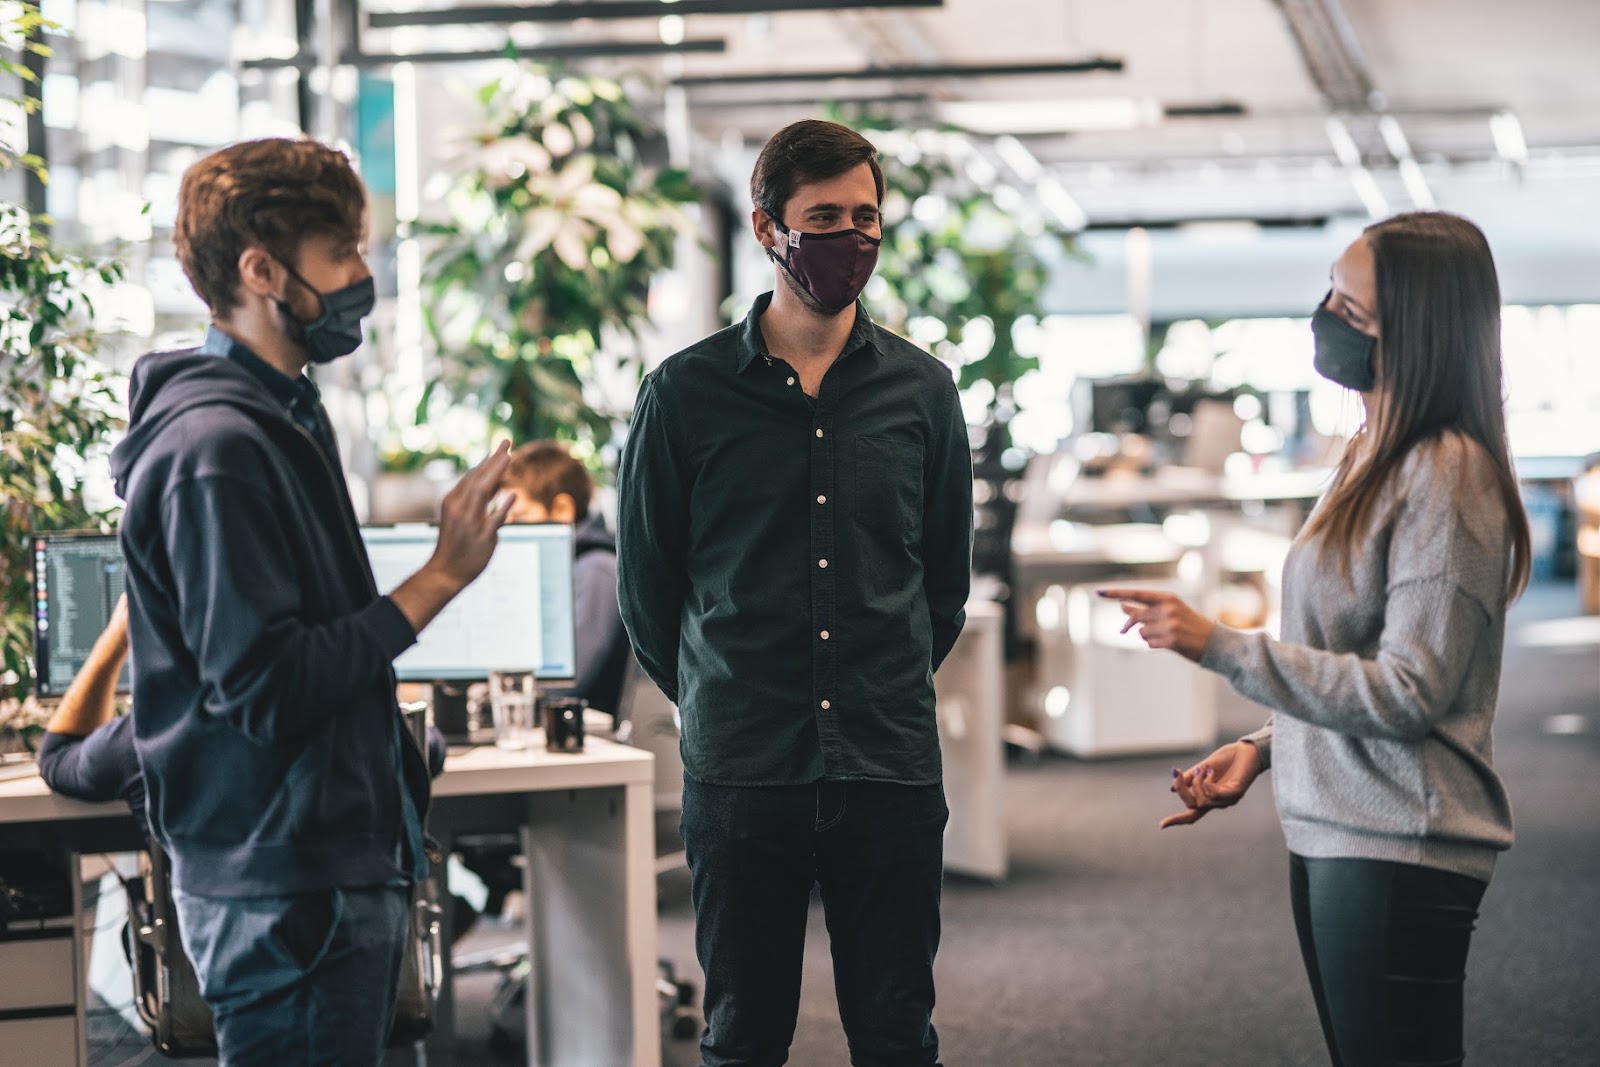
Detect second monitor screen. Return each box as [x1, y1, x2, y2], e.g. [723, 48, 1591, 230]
[362, 524, 577, 682]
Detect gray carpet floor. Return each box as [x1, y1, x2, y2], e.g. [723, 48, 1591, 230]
[87, 582, 1599, 1066]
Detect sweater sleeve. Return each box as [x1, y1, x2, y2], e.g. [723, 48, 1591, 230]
[163, 472, 416, 747]
[1200, 435, 1508, 741]
[37, 716, 139, 804]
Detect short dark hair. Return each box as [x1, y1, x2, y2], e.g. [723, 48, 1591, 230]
[175, 138, 367, 316]
[750, 120, 884, 224]
[503, 441, 594, 520]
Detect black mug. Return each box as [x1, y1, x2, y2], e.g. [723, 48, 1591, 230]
[542, 696, 587, 753]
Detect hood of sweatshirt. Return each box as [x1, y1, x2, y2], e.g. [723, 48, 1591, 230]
[109, 347, 291, 499]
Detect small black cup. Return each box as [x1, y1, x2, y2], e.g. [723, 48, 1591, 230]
[542, 696, 587, 753]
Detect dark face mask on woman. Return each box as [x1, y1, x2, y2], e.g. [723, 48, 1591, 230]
[1311, 290, 1377, 392]
[275, 260, 376, 365]
[767, 216, 881, 315]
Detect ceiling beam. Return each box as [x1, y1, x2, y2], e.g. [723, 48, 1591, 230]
[242, 38, 727, 70]
[674, 57, 1124, 87]
[367, 0, 942, 28]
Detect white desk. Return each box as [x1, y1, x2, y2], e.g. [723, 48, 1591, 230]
[0, 735, 661, 1067]
[934, 602, 1007, 881]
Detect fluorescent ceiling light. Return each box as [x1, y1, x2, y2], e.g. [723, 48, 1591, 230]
[992, 135, 1041, 182]
[1397, 158, 1436, 209]
[1036, 176, 1087, 232]
[1376, 114, 1411, 159]
[1324, 115, 1361, 167]
[1490, 110, 1528, 165]
[1348, 167, 1389, 218]
[940, 98, 1160, 135]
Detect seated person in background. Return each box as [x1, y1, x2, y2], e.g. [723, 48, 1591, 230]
[37, 594, 143, 822]
[502, 441, 631, 718]
[40, 595, 447, 821]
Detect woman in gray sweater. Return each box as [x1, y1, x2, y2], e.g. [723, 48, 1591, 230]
[1104, 211, 1531, 1067]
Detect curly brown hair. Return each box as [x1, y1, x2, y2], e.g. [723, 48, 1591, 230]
[174, 138, 366, 316]
[504, 441, 594, 520]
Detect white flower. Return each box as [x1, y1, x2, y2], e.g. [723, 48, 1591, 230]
[512, 155, 647, 269]
[542, 122, 576, 158]
[477, 136, 552, 187]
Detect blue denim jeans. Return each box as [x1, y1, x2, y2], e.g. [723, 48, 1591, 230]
[1289, 854, 1488, 1067]
[681, 775, 948, 1067]
[173, 884, 410, 1066]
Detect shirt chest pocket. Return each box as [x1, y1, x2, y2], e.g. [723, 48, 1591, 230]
[854, 436, 923, 543]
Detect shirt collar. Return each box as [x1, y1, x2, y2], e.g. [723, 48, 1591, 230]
[735, 291, 879, 374]
[201, 325, 318, 411]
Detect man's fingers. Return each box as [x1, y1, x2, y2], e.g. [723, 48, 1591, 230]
[458, 441, 514, 506]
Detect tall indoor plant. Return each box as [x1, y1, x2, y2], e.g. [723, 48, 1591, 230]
[1, 4, 127, 720]
[422, 66, 700, 453]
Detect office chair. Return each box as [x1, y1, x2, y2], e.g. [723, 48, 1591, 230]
[122, 844, 445, 1057]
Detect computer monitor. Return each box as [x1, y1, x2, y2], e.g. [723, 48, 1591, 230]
[32, 531, 130, 698]
[361, 523, 577, 682]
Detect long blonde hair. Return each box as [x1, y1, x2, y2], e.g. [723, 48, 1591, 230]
[1302, 212, 1531, 597]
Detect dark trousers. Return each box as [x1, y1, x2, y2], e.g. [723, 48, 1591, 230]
[681, 774, 948, 1067]
[1289, 854, 1488, 1067]
[173, 884, 410, 1066]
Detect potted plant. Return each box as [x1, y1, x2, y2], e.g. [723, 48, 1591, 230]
[421, 65, 701, 456]
[0, 8, 127, 743]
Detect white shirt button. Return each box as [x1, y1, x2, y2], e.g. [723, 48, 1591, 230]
[815, 428, 824, 438]
[817, 495, 826, 504]
[787, 376, 796, 386]
[820, 630, 830, 640]
[818, 558, 828, 569]
[821, 700, 831, 710]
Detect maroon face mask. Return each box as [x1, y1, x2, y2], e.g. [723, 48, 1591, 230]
[769, 218, 881, 314]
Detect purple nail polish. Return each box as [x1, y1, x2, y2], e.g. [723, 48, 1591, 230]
[1171, 767, 1182, 779]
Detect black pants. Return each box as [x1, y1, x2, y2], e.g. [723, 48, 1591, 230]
[680, 774, 948, 1067]
[1289, 854, 1488, 1067]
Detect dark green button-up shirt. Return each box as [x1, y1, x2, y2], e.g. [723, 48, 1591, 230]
[617, 293, 974, 786]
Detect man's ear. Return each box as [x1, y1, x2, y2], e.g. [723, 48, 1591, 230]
[751, 208, 780, 254]
[236, 245, 284, 300]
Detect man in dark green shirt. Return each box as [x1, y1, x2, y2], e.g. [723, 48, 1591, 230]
[618, 120, 972, 1067]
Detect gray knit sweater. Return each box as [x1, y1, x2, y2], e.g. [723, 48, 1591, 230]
[1201, 431, 1514, 883]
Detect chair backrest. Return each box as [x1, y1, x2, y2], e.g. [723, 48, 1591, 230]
[614, 659, 684, 811]
[125, 845, 443, 1056]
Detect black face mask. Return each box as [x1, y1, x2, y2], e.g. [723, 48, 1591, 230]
[1311, 291, 1377, 392]
[276, 260, 375, 365]
[767, 216, 881, 315]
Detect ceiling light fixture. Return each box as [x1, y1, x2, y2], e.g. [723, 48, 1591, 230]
[1161, 101, 1247, 119]
[1324, 114, 1388, 218]
[1489, 110, 1529, 166]
[673, 57, 1124, 87]
[367, 0, 944, 28]
[1377, 114, 1434, 209]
